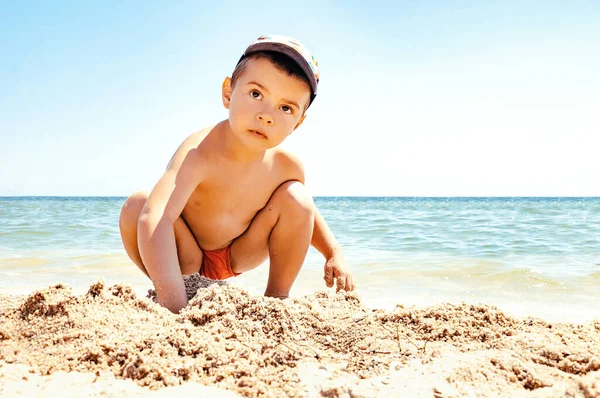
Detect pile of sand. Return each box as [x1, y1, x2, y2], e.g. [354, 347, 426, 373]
[1, 274, 599, 397]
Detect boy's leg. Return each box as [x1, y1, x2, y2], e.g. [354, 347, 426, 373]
[230, 181, 315, 298]
[119, 191, 203, 277]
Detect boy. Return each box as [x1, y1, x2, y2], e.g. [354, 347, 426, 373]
[119, 35, 354, 313]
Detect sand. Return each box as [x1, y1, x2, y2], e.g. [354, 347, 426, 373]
[1, 275, 599, 397]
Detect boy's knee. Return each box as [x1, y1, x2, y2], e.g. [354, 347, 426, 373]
[272, 181, 315, 219]
[120, 191, 149, 227]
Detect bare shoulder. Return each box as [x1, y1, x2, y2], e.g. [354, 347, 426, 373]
[269, 147, 306, 183]
[144, 125, 217, 221]
[166, 125, 215, 171]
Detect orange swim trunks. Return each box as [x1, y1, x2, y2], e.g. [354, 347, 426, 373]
[199, 245, 241, 280]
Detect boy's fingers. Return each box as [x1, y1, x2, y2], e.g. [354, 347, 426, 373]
[324, 266, 334, 287]
[342, 275, 354, 292]
[336, 275, 347, 292]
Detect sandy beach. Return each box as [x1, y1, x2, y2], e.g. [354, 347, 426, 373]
[1, 275, 599, 397]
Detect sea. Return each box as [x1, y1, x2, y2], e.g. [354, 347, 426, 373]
[1, 196, 599, 323]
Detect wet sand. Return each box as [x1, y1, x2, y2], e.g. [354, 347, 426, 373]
[1, 274, 599, 397]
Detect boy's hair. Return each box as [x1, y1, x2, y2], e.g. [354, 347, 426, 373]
[231, 51, 312, 111]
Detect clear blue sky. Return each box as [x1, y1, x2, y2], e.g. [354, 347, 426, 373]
[1, 1, 599, 196]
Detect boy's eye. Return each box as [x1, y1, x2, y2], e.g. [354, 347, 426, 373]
[250, 90, 262, 100]
[280, 105, 292, 114]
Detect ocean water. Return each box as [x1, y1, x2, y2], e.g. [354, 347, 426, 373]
[1, 196, 599, 322]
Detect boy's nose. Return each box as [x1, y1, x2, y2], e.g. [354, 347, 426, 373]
[256, 112, 274, 125]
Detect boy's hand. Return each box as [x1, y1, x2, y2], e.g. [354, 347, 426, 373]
[324, 254, 355, 292]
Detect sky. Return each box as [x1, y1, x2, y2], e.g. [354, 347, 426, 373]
[1, 1, 599, 196]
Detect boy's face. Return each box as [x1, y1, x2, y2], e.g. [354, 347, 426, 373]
[222, 57, 311, 150]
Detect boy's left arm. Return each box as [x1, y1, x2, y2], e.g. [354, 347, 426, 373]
[311, 207, 355, 291]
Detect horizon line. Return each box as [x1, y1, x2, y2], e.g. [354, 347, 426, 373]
[1, 195, 599, 199]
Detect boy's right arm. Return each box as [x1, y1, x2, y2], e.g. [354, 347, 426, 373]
[137, 142, 203, 313]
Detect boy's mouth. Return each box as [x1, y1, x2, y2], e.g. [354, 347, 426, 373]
[248, 129, 268, 139]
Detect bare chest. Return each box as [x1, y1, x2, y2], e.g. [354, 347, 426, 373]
[181, 167, 282, 249]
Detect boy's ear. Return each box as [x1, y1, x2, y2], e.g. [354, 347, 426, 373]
[222, 77, 233, 109]
[289, 114, 307, 135]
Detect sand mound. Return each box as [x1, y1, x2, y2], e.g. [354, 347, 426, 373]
[1, 274, 599, 397]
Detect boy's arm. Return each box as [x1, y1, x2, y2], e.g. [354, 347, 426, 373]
[311, 208, 355, 292]
[278, 148, 354, 292]
[138, 144, 203, 313]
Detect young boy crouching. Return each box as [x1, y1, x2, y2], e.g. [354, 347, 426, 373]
[119, 35, 354, 313]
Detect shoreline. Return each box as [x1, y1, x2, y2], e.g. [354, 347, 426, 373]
[1, 275, 600, 397]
